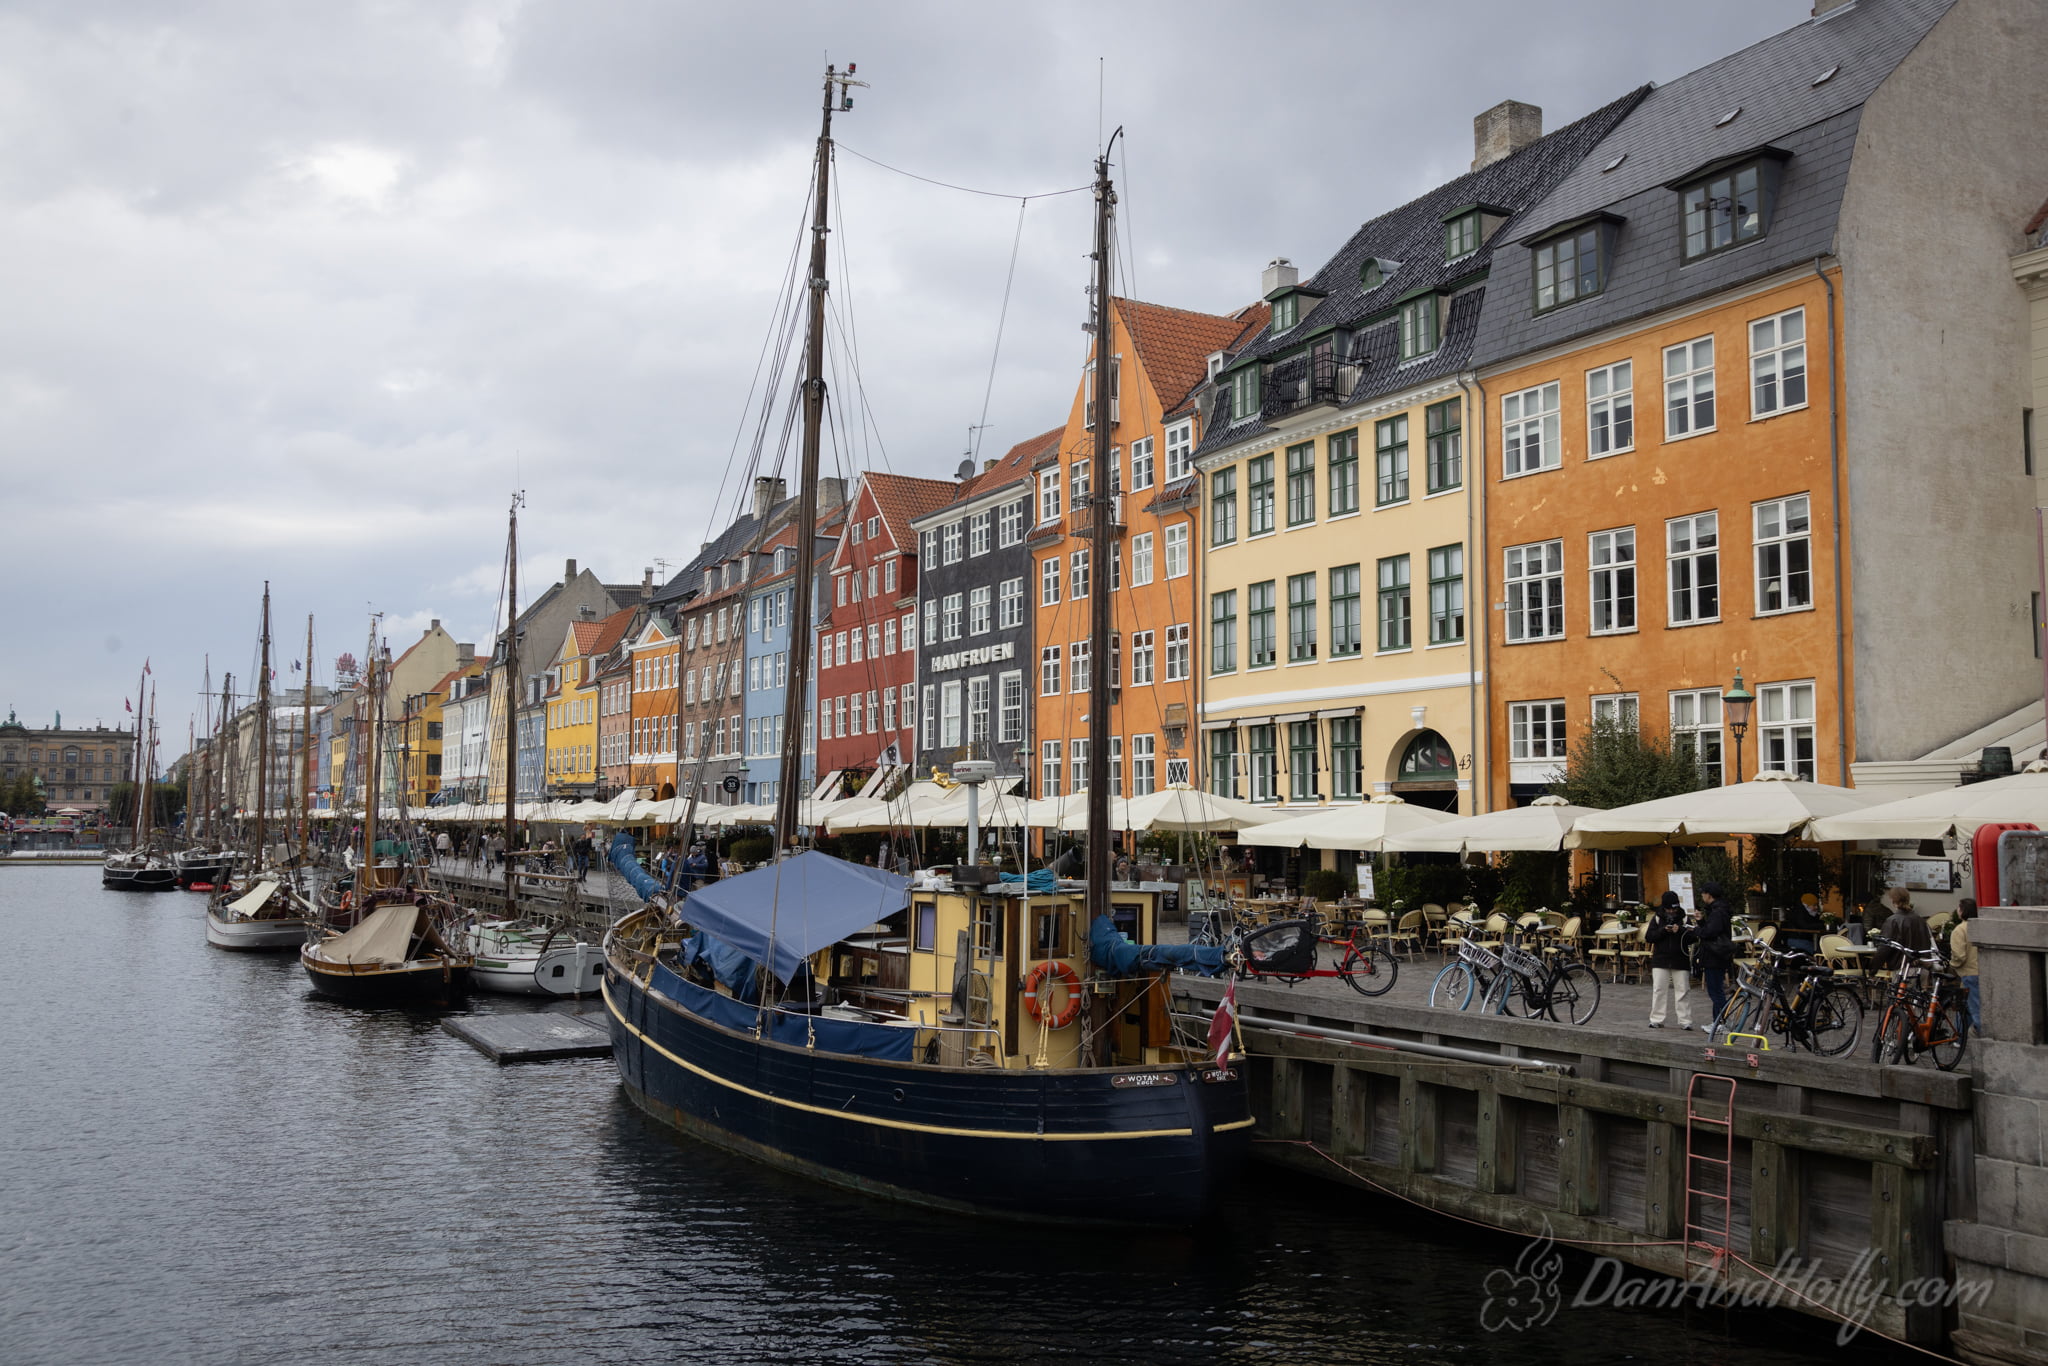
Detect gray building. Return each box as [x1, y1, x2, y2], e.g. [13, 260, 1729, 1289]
[910, 429, 1059, 781]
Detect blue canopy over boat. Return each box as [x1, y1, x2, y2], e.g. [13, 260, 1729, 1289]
[1088, 913, 1228, 977]
[684, 850, 910, 983]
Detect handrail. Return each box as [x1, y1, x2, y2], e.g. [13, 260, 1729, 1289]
[1175, 1010, 1575, 1074]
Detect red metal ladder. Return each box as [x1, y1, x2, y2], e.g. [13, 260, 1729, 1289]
[1683, 1072, 1739, 1282]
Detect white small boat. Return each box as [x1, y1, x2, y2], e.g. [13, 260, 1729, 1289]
[206, 878, 313, 951]
[465, 919, 605, 996]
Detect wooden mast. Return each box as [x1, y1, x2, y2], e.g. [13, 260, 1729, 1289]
[358, 619, 382, 887]
[774, 62, 862, 853]
[1083, 140, 1119, 938]
[301, 615, 315, 865]
[255, 583, 272, 865]
[503, 494, 521, 917]
[130, 663, 148, 849]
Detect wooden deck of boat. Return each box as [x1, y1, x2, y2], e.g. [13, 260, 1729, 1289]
[442, 1010, 611, 1063]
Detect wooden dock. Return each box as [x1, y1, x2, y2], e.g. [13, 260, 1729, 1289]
[443, 1011, 613, 1064]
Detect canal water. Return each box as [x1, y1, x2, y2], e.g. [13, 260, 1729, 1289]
[2, 866, 1899, 1365]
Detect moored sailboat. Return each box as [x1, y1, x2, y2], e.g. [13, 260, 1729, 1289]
[602, 73, 1251, 1225]
[104, 665, 175, 891]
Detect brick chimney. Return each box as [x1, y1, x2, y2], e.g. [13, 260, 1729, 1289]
[753, 475, 786, 520]
[642, 566, 655, 600]
[564, 558, 578, 583]
[457, 643, 475, 668]
[1472, 100, 1542, 170]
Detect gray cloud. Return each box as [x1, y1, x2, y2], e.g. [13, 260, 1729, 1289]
[0, 0, 1804, 742]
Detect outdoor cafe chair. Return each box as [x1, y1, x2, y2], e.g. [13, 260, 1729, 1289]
[1617, 924, 1651, 984]
[1542, 915, 1582, 961]
[1586, 918, 1625, 980]
[1387, 910, 1425, 960]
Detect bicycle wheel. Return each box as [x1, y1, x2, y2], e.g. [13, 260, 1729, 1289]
[1339, 943, 1398, 998]
[1929, 1003, 1968, 1071]
[1804, 983, 1863, 1057]
[1481, 970, 1529, 1018]
[1543, 962, 1602, 1026]
[1871, 1004, 1912, 1065]
[1430, 962, 1477, 1010]
[1711, 990, 1761, 1043]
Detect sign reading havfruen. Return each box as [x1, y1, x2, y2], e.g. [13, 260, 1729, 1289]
[927, 641, 1015, 674]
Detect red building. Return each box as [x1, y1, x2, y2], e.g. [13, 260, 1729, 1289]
[814, 471, 957, 788]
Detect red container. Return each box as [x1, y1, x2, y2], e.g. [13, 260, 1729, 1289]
[1972, 821, 2039, 906]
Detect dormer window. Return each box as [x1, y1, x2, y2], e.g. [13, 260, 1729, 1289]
[1532, 220, 1614, 312]
[1677, 155, 1783, 261]
[1228, 365, 1261, 423]
[1444, 211, 1481, 261]
[1398, 295, 1440, 361]
[1360, 258, 1385, 289]
[1270, 293, 1298, 332]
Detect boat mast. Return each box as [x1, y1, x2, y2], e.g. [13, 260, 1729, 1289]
[1083, 139, 1119, 934]
[196, 657, 213, 842]
[503, 494, 521, 916]
[216, 672, 233, 844]
[301, 615, 315, 865]
[774, 61, 863, 854]
[359, 618, 382, 886]
[255, 583, 272, 865]
[183, 718, 195, 845]
[130, 663, 148, 849]
[145, 685, 158, 847]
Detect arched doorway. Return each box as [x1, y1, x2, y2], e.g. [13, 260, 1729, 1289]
[1390, 730, 1460, 813]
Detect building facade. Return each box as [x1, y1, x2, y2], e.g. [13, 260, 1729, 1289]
[0, 713, 134, 812]
[742, 513, 840, 806]
[909, 429, 1056, 783]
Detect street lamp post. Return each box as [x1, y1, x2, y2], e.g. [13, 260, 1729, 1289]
[1725, 670, 1756, 784]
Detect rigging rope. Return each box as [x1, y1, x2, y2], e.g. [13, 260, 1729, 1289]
[836, 142, 1091, 202]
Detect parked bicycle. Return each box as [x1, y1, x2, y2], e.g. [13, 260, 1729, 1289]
[1868, 937, 1967, 1070]
[1429, 937, 1503, 1011]
[1220, 911, 1399, 998]
[1710, 942, 1862, 1056]
[1478, 930, 1602, 1025]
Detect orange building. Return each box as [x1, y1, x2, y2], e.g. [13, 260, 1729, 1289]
[624, 616, 681, 799]
[1030, 297, 1263, 800]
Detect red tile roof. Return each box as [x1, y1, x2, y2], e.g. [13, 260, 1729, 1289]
[587, 604, 640, 657]
[862, 471, 961, 550]
[949, 425, 1062, 506]
[1117, 298, 1270, 415]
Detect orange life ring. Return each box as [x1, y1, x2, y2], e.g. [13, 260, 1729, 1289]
[1022, 961, 1083, 1029]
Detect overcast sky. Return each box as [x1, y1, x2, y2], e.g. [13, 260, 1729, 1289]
[0, 0, 1810, 754]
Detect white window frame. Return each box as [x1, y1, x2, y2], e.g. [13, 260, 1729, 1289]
[1670, 689, 1725, 786]
[1131, 733, 1156, 796]
[1749, 307, 1807, 420]
[1041, 740, 1062, 797]
[940, 680, 963, 748]
[941, 521, 964, 565]
[1503, 539, 1565, 642]
[1069, 547, 1090, 600]
[1664, 336, 1716, 439]
[1590, 692, 1640, 730]
[1753, 494, 1813, 616]
[1130, 629, 1155, 686]
[1509, 700, 1569, 761]
[998, 499, 1025, 547]
[1164, 523, 1189, 579]
[1040, 646, 1061, 697]
[1164, 422, 1194, 481]
[1164, 623, 1190, 682]
[1502, 381, 1561, 477]
[968, 585, 992, 636]
[967, 675, 991, 743]
[1129, 435, 1154, 492]
[998, 577, 1025, 630]
[997, 671, 1024, 745]
[1588, 527, 1637, 635]
[1130, 531, 1154, 586]
[1666, 512, 1720, 626]
[941, 592, 963, 642]
[968, 510, 992, 557]
[1038, 468, 1061, 524]
[1758, 680, 1817, 780]
[1069, 639, 1091, 694]
[1040, 557, 1061, 606]
[1586, 360, 1634, 458]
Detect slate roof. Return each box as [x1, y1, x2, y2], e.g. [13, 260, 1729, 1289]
[1193, 86, 1648, 458]
[1473, 0, 1951, 367]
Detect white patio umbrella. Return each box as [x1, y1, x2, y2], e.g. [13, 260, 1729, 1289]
[1237, 794, 1462, 851]
[1383, 794, 1601, 853]
[1565, 770, 1883, 849]
[912, 780, 1030, 829]
[1806, 761, 2048, 842]
[823, 780, 958, 832]
[1111, 783, 1283, 833]
[1018, 793, 1090, 829]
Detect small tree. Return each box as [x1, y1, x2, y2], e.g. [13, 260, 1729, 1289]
[1551, 714, 1702, 810]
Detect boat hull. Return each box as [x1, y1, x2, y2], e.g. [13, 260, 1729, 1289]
[103, 863, 177, 892]
[301, 953, 471, 1006]
[177, 856, 233, 889]
[205, 912, 310, 951]
[603, 964, 1251, 1226]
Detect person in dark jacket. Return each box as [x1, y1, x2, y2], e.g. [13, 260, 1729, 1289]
[1646, 891, 1696, 1030]
[1873, 887, 1933, 971]
[1693, 882, 1736, 1023]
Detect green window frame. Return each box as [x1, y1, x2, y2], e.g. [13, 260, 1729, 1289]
[1285, 443, 1315, 526]
[1445, 211, 1480, 260]
[1428, 544, 1464, 645]
[1682, 160, 1770, 261]
[1247, 580, 1277, 667]
[1329, 717, 1362, 799]
[1286, 572, 1317, 662]
[1375, 415, 1409, 506]
[1287, 721, 1319, 802]
[1209, 590, 1237, 675]
[1425, 398, 1462, 493]
[1245, 724, 1278, 802]
[1247, 454, 1275, 536]
[1399, 296, 1440, 361]
[1330, 564, 1362, 657]
[1327, 429, 1359, 515]
[1208, 728, 1239, 799]
[1271, 294, 1297, 331]
[1534, 225, 1604, 312]
[1209, 468, 1237, 547]
[1377, 555, 1411, 652]
[1229, 366, 1261, 422]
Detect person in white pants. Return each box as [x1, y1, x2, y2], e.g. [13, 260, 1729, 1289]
[1645, 890, 1695, 1030]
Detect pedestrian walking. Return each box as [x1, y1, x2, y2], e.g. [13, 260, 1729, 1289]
[1646, 891, 1696, 1030]
[1693, 882, 1736, 1022]
[435, 829, 452, 866]
[1950, 898, 1982, 1034]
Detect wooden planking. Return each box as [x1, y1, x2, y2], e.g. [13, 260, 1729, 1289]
[1517, 1100, 1560, 1205]
[1438, 1087, 1480, 1188]
[1604, 1117, 1649, 1231]
[1802, 1150, 1873, 1275]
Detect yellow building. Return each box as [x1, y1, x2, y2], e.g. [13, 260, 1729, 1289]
[545, 620, 604, 797]
[1193, 97, 1641, 825]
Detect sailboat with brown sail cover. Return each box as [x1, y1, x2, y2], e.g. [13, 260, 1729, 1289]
[301, 617, 473, 1003]
[601, 71, 1250, 1224]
